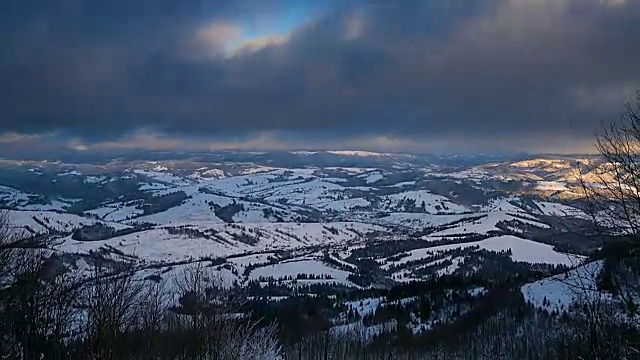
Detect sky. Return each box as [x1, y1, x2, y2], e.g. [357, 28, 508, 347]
[1, 0, 639, 155]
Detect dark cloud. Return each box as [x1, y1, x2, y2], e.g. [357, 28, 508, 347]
[0, 0, 639, 152]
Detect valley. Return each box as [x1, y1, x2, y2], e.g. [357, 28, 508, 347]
[0, 152, 600, 289]
[0, 150, 634, 358]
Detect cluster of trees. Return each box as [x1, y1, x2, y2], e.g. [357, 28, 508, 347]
[211, 202, 245, 223]
[2, 218, 640, 359]
[252, 273, 335, 283]
[245, 284, 637, 359]
[262, 208, 286, 222]
[72, 223, 152, 241]
[0, 214, 281, 359]
[140, 191, 189, 216]
[165, 226, 211, 239]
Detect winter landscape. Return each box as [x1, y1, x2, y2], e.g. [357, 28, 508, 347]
[1, 151, 597, 288]
[3, 0, 640, 358]
[2, 149, 638, 358]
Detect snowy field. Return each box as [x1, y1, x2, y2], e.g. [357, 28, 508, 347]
[0, 155, 602, 291]
[383, 235, 582, 269]
[249, 259, 355, 286]
[521, 261, 604, 312]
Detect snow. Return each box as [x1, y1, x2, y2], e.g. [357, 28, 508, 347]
[84, 175, 107, 184]
[189, 168, 226, 181]
[106, 206, 144, 222]
[325, 167, 376, 174]
[331, 321, 397, 343]
[426, 214, 521, 237]
[237, 222, 385, 249]
[535, 201, 587, 218]
[290, 151, 319, 155]
[0, 185, 31, 206]
[359, 171, 385, 184]
[510, 159, 573, 170]
[86, 206, 114, 219]
[138, 182, 168, 191]
[134, 170, 192, 186]
[377, 212, 472, 229]
[231, 208, 271, 223]
[135, 261, 243, 292]
[320, 198, 371, 212]
[468, 287, 488, 297]
[57, 228, 246, 264]
[134, 193, 233, 225]
[322, 177, 349, 183]
[327, 254, 358, 271]
[205, 174, 348, 206]
[327, 151, 386, 157]
[437, 256, 465, 276]
[0, 157, 601, 295]
[385, 255, 458, 275]
[240, 166, 282, 175]
[7, 210, 128, 235]
[521, 261, 604, 313]
[481, 197, 526, 213]
[261, 180, 347, 205]
[333, 296, 408, 341]
[391, 269, 422, 283]
[228, 253, 276, 268]
[426, 201, 550, 237]
[387, 235, 582, 267]
[536, 181, 568, 191]
[387, 181, 416, 187]
[20, 202, 65, 212]
[382, 190, 469, 214]
[249, 259, 354, 286]
[343, 297, 384, 317]
[87, 204, 144, 222]
[208, 266, 243, 288]
[55, 221, 386, 265]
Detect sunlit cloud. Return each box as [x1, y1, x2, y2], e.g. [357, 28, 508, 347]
[67, 138, 89, 151]
[0, 130, 596, 156]
[1, 0, 638, 154]
[233, 33, 290, 53]
[602, 0, 628, 7]
[0, 132, 56, 143]
[343, 11, 366, 41]
[194, 20, 294, 58]
[195, 22, 243, 57]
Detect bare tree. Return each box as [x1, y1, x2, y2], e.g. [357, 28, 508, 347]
[578, 92, 640, 309]
[0, 209, 23, 284]
[78, 262, 146, 359]
[571, 91, 640, 358]
[169, 262, 281, 360]
[579, 92, 640, 235]
[136, 276, 171, 353]
[0, 209, 82, 359]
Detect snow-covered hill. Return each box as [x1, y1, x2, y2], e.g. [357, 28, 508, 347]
[521, 261, 605, 313]
[0, 152, 600, 288]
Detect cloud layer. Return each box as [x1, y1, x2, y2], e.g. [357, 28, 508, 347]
[1, 0, 639, 153]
